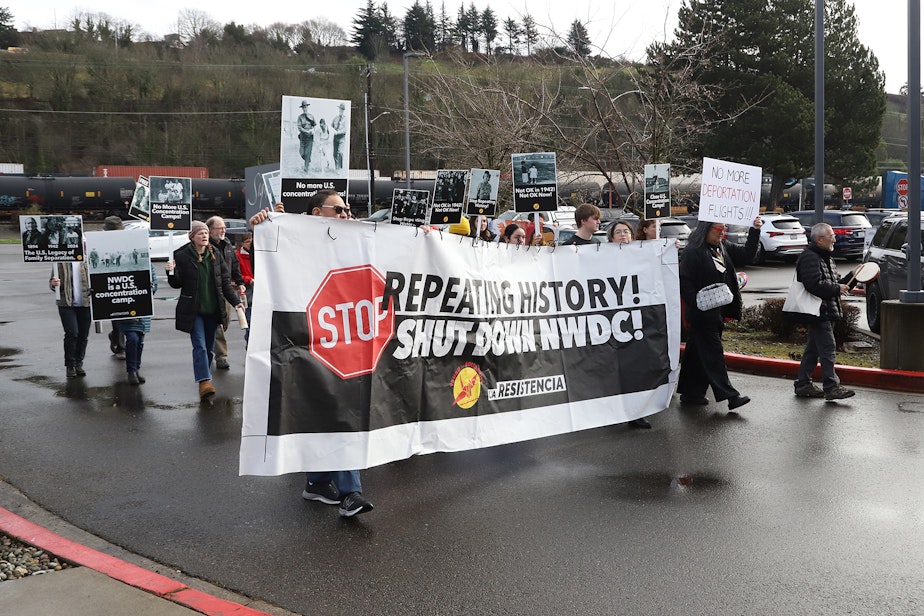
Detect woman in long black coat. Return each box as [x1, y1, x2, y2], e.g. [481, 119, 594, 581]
[678, 217, 762, 412]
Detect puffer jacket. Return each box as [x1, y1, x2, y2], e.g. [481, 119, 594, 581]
[795, 243, 843, 322]
[167, 243, 240, 333]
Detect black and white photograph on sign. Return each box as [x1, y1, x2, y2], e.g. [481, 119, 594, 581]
[148, 176, 192, 231]
[280, 95, 351, 179]
[644, 163, 670, 219]
[279, 95, 351, 213]
[85, 228, 153, 321]
[392, 188, 432, 227]
[127, 175, 150, 221]
[466, 169, 500, 217]
[20, 215, 85, 263]
[429, 169, 468, 225]
[512, 152, 558, 213]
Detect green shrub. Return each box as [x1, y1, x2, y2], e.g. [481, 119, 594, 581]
[734, 297, 861, 349]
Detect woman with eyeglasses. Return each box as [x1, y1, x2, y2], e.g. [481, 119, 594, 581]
[604, 219, 652, 428]
[678, 217, 762, 413]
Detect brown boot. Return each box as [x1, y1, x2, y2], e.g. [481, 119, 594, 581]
[198, 380, 216, 400]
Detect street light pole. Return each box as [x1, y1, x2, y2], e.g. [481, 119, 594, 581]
[403, 52, 425, 189]
[364, 94, 390, 213]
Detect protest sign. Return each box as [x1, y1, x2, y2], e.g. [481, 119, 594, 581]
[698, 157, 762, 226]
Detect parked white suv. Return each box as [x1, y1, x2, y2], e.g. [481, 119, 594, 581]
[755, 214, 807, 264]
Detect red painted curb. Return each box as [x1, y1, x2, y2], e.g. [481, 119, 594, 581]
[680, 344, 924, 394]
[0, 507, 271, 616]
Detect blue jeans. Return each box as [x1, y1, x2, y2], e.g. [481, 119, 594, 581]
[58, 306, 91, 368]
[190, 314, 220, 382]
[796, 320, 839, 392]
[124, 331, 144, 373]
[306, 471, 362, 495]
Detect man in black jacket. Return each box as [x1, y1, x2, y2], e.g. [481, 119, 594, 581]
[207, 216, 246, 370]
[792, 223, 855, 400]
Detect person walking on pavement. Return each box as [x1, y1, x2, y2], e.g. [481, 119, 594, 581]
[236, 232, 255, 347]
[50, 260, 91, 379]
[791, 223, 856, 400]
[678, 217, 762, 413]
[207, 216, 246, 370]
[250, 191, 374, 518]
[166, 220, 243, 401]
[115, 260, 158, 385]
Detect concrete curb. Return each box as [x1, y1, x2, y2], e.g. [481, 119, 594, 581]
[0, 506, 271, 616]
[723, 351, 924, 394]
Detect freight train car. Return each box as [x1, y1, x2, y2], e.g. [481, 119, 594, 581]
[0, 175, 245, 220]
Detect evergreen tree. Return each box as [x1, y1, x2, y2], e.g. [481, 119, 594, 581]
[435, 1, 454, 52]
[0, 7, 17, 50]
[502, 17, 520, 55]
[522, 13, 538, 56]
[466, 3, 481, 53]
[352, 0, 384, 60]
[454, 5, 471, 52]
[480, 7, 498, 54]
[566, 20, 591, 58]
[403, 0, 435, 51]
[379, 3, 401, 53]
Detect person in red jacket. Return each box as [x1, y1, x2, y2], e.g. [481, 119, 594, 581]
[236, 233, 254, 345]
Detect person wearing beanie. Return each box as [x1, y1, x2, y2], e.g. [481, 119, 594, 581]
[166, 220, 243, 401]
[103, 216, 124, 231]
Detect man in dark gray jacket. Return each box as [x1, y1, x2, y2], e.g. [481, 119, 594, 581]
[793, 223, 855, 400]
[207, 216, 246, 370]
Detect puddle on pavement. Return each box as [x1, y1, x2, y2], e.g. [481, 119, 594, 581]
[0, 346, 22, 368]
[898, 402, 924, 413]
[604, 472, 729, 501]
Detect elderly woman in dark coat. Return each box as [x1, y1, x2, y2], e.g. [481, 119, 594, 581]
[678, 217, 762, 412]
[166, 220, 243, 401]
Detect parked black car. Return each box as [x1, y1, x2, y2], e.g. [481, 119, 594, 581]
[789, 210, 871, 260]
[862, 213, 924, 333]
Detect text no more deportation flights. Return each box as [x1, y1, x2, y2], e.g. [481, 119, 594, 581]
[240, 214, 682, 476]
[698, 157, 762, 227]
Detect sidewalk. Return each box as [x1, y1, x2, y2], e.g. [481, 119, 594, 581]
[0, 483, 294, 616]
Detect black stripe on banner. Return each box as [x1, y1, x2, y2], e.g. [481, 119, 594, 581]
[266, 305, 670, 436]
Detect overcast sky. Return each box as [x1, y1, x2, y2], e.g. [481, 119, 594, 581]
[7, 1, 914, 93]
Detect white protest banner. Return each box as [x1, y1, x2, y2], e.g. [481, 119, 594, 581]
[698, 157, 762, 226]
[240, 215, 681, 476]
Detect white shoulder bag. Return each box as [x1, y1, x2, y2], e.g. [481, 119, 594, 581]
[782, 275, 822, 316]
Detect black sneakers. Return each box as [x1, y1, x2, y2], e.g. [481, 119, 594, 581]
[825, 385, 856, 400]
[339, 492, 374, 517]
[302, 481, 340, 505]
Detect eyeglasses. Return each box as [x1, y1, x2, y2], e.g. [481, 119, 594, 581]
[322, 205, 351, 215]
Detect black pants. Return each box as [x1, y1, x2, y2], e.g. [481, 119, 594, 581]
[678, 321, 739, 402]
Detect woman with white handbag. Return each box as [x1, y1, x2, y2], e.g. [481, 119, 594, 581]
[678, 217, 762, 412]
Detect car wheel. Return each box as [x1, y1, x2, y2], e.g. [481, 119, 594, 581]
[866, 280, 882, 334]
[753, 241, 765, 265]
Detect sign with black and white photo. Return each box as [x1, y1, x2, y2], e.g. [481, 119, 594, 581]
[149, 176, 192, 231]
[512, 152, 558, 213]
[279, 95, 351, 214]
[466, 168, 500, 217]
[392, 188, 432, 227]
[429, 169, 468, 225]
[20, 215, 84, 263]
[644, 163, 670, 219]
[85, 228, 153, 321]
[127, 175, 150, 221]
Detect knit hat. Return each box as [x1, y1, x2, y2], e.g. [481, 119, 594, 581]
[448, 216, 471, 236]
[103, 216, 124, 230]
[188, 220, 209, 239]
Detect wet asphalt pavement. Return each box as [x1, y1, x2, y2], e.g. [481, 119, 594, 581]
[1, 244, 923, 615]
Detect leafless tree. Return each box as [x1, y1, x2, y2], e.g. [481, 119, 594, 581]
[303, 18, 348, 48]
[177, 9, 220, 45]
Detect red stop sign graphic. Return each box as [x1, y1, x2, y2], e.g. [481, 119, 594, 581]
[897, 178, 909, 196]
[307, 265, 394, 379]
